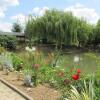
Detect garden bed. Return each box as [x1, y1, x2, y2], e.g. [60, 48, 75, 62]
[0, 71, 60, 100]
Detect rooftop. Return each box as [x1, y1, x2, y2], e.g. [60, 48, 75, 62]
[0, 32, 25, 36]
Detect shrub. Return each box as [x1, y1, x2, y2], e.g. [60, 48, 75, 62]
[0, 35, 17, 50]
[0, 36, 7, 47]
[0, 47, 5, 54]
[6, 36, 17, 50]
[11, 53, 23, 71]
[0, 52, 14, 74]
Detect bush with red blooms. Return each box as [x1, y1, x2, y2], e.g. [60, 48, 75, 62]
[72, 69, 81, 81]
[55, 68, 81, 86]
[76, 69, 81, 74]
[72, 73, 79, 80]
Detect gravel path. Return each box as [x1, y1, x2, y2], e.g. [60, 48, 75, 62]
[0, 81, 25, 100]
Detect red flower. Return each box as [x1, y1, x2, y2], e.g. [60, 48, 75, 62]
[57, 71, 64, 77]
[72, 74, 79, 80]
[33, 64, 40, 69]
[76, 69, 81, 74]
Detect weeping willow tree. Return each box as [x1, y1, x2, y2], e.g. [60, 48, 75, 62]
[60, 12, 79, 46]
[42, 9, 63, 44]
[25, 15, 34, 47]
[77, 19, 93, 47]
[25, 9, 93, 47]
[93, 19, 100, 44]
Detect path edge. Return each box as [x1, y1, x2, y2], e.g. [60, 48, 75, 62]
[0, 78, 33, 100]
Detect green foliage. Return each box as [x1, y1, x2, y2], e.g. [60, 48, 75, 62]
[95, 57, 100, 100]
[11, 53, 23, 71]
[0, 35, 17, 50]
[95, 87, 100, 100]
[6, 36, 17, 50]
[93, 19, 100, 44]
[77, 20, 93, 47]
[25, 9, 97, 47]
[0, 47, 5, 54]
[12, 22, 22, 32]
[69, 78, 95, 100]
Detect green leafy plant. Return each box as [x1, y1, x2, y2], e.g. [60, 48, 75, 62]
[11, 53, 23, 71]
[69, 77, 95, 100]
[94, 57, 100, 100]
[0, 35, 17, 50]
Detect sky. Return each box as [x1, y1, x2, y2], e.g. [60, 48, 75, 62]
[0, 0, 100, 32]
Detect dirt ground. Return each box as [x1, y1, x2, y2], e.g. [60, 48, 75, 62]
[0, 71, 60, 100]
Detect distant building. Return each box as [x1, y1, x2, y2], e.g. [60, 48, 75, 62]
[0, 32, 25, 42]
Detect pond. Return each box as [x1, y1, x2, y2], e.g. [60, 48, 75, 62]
[56, 51, 99, 74]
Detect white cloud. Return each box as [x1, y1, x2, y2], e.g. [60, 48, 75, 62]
[32, 6, 49, 16]
[10, 6, 49, 31]
[10, 6, 49, 24]
[64, 3, 100, 24]
[4, 0, 19, 6]
[0, 22, 12, 32]
[0, 0, 19, 18]
[11, 13, 30, 32]
[0, 0, 19, 31]
[0, 10, 5, 18]
[0, 0, 19, 7]
[11, 13, 28, 24]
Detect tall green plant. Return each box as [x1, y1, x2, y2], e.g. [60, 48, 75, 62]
[69, 78, 95, 100]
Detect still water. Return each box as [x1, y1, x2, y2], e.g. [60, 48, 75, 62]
[56, 52, 99, 74]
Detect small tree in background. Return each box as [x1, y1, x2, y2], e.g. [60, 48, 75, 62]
[12, 22, 22, 32]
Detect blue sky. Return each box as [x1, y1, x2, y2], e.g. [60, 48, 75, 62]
[0, 0, 100, 32]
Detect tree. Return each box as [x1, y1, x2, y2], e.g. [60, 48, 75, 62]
[25, 15, 38, 47]
[77, 19, 92, 47]
[94, 19, 100, 44]
[12, 22, 22, 32]
[25, 9, 95, 48]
